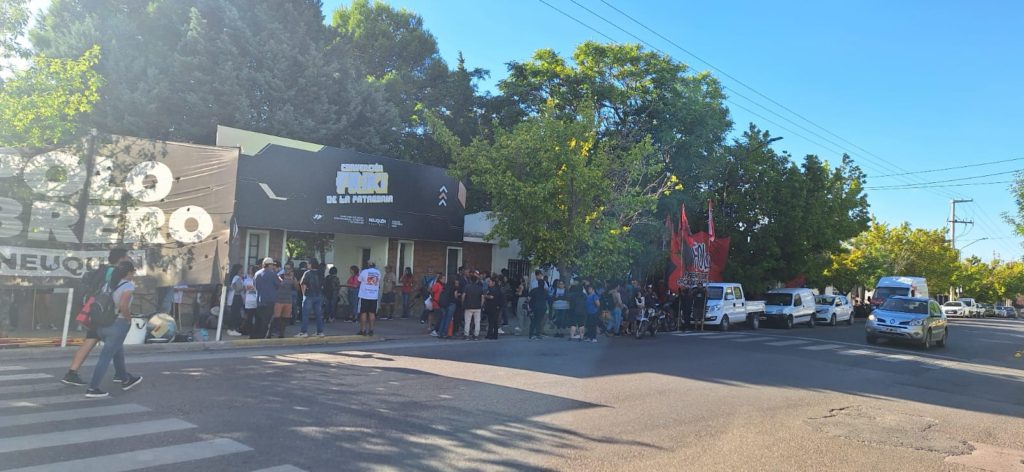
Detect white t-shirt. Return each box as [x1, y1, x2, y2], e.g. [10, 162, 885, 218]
[243, 276, 258, 309]
[172, 284, 187, 304]
[358, 267, 382, 300]
[110, 281, 135, 317]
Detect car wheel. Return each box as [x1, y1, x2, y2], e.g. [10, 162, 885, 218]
[719, 315, 730, 332]
[830, 314, 837, 327]
[808, 315, 815, 328]
[866, 334, 878, 345]
[749, 314, 759, 330]
[847, 313, 854, 326]
[921, 330, 932, 350]
[785, 315, 794, 329]
[936, 329, 947, 348]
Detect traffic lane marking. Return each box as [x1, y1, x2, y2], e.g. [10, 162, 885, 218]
[3, 438, 252, 472]
[800, 344, 844, 351]
[765, 340, 810, 347]
[0, 394, 95, 409]
[0, 404, 150, 429]
[0, 418, 194, 453]
[0, 374, 51, 383]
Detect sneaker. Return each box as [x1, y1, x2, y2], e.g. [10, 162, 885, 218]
[430, 330, 439, 337]
[367, 330, 374, 337]
[85, 388, 109, 398]
[226, 330, 243, 337]
[121, 375, 143, 391]
[296, 332, 309, 338]
[420, 320, 426, 324]
[498, 328, 506, 335]
[590, 338, 598, 343]
[357, 330, 365, 336]
[316, 332, 325, 337]
[472, 336, 479, 341]
[61, 371, 86, 386]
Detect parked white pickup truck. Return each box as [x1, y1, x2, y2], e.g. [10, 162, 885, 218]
[701, 283, 767, 331]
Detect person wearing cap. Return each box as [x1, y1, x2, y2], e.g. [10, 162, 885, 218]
[357, 260, 382, 336]
[252, 257, 280, 339]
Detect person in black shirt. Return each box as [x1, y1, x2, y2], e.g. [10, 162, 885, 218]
[680, 286, 693, 331]
[527, 278, 549, 340]
[461, 274, 485, 340]
[692, 283, 708, 330]
[483, 277, 504, 339]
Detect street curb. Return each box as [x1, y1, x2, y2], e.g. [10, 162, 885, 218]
[0, 335, 383, 361]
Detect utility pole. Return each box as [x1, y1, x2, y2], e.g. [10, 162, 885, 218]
[949, 199, 973, 299]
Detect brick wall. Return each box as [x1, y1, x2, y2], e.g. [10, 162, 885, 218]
[462, 242, 493, 274]
[386, 239, 494, 282]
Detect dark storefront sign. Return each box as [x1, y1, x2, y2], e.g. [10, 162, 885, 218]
[0, 135, 238, 287]
[223, 127, 466, 242]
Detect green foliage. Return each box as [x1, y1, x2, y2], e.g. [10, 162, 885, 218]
[428, 105, 670, 280]
[0, 45, 101, 147]
[31, 0, 398, 150]
[953, 257, 1024, 303]
[0, 0, 101, 147]
[1002, 172, 1024, 243]
[826, 221, 958, 294]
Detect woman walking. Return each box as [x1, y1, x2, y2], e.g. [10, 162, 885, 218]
[225, 264, 245, 337]
[85, 260, 142, 398]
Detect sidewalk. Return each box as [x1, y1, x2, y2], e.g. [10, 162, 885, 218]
[0, 315, 433, 361]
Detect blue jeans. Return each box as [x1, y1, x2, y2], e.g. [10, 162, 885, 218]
[348, 288, 359, 319]
[607, 308, 623, 334]
[401, 292, 411, 316]
[89, 318, 131, 389]
[437, 303, 456, 336]
[302, 294, 324, 334]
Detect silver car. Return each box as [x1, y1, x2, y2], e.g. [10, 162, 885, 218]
[866, 296, 948, 349]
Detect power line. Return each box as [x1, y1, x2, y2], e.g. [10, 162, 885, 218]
[864, 169, 1022, 189]
[865, 180, 1015, 190]
[874, 157, 1024, 178]
[591, 0, 966, 202]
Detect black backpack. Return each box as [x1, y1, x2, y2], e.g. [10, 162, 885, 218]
[89, 281, 128, 328]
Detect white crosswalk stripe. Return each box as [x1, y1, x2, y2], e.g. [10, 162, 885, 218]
[0, 404, 150, 428]
[0, 373, 51, 382]
[0, 367, 258, 471]
[0, 418, 195, 453]
[838, 349, 878, 357]
[0, 366, 27, 372]
[252, 466, 309, 472]
[701, 334, 747, 340]
[3, 438, 252, 472]
[0, 394, 93, 409]
[729, 336, 777, 343]
[800, 343, 844, 351]
[765, 340, 809, 347]
[0, 382, 64, 395]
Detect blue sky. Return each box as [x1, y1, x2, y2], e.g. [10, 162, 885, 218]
[324, 0, 1024, 262]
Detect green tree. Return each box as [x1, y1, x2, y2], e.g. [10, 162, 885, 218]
[428, 106, 673, 280]
[826, 221, 958, 294]
[0, 0, 101, 147]
[32, 0, 397, 150]
[331, 0, 489, 168]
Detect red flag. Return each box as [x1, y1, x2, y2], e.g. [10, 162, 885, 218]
[707, 199, 715, 242]
[679, 203, 691, 237]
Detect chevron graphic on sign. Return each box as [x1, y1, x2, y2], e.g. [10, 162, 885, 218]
[438, 185, 448, 207]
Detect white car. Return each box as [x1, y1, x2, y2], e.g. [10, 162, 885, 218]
[942, 301, 966, 318]
[763, 288, 817, 329]
[701, 283, 767, 331]
[814, 294, 854, 326]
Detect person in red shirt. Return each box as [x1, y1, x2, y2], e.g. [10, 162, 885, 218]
[400, 267, 415, 318]
[346, 265, 360, 322]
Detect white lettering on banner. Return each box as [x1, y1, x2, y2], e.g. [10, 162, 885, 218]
[124, 161, 173, 202]
[333, 162, 394, 205]
[167, 206, 213, 243]
[27, 201, 79, 243]
[691, 242, 711, 273]
[123, 206, 166, 244]
[88, 156, 121, 200]
[0, 246, 147, 278]
[82, 205, 121, 244]
[0, 152, 21, 178]
[22, 150, 86, 197]
[0, 197, 23, 238]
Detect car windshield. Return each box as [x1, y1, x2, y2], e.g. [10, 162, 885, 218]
[880, 298, 928, 314]
[765, 293, 793, 306]
[874, 286, 909, 299]
[943, 302, 963, 307]
[816, 295, 836, 305]
[705, 286, 724, 300]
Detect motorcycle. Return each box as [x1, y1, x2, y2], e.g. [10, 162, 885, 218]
[635, 304, 666, 339]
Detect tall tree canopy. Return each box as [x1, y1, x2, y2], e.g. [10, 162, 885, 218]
[826, 221, 958, 295]
[1, 0, 101, 147]
[31, 0, 398, 150]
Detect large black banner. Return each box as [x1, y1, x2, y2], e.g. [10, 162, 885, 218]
[0, 135, 239, 287]
[224, 128, 466, 242]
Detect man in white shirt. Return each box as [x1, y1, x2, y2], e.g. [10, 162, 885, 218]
[358, 260, 382, 337]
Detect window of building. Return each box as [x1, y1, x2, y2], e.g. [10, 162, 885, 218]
[446, 247, 462, 277]
[245, 230, 269, 268]
[397, 241, 414, 275]
[507, 259, 529, 282]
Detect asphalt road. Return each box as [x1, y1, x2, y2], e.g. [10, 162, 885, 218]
[2, 317, 1023, 471]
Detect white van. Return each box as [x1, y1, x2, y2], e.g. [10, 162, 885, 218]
[763, 288, 817, 329]
[870, 276, 928, 311]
